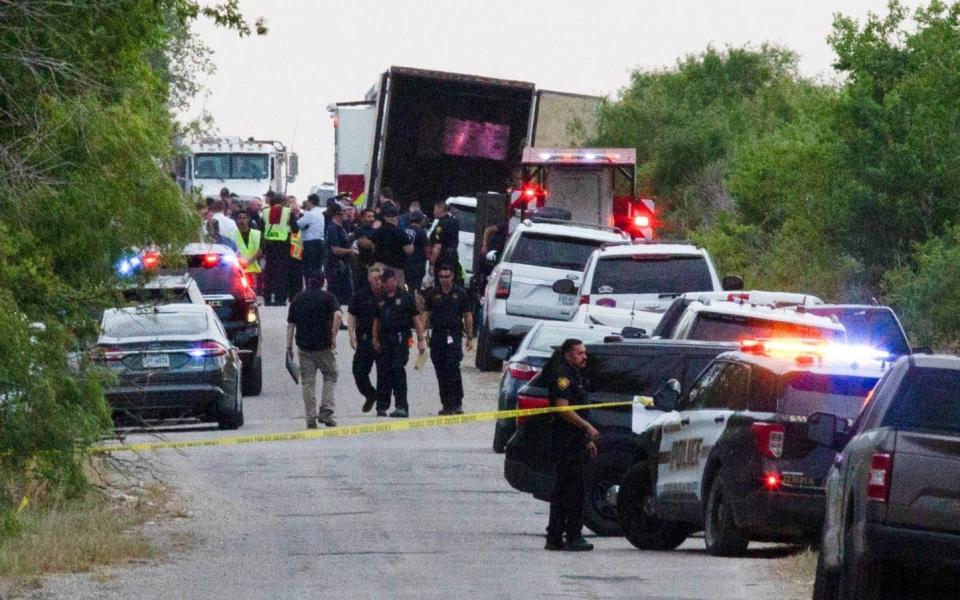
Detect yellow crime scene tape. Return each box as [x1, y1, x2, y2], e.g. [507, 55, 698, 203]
[91, 399, 650, 454]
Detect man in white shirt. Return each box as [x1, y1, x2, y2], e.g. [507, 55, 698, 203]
[297, 193, 327, 278]
[210, 199, 238, 239]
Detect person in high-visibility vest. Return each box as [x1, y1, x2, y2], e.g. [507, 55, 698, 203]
[288, 229, 304, 300]
[261, 191, 293, 306]
[231, 211, 262, 292]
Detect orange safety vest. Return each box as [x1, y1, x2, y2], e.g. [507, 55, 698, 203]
[289, 231, 303, 260]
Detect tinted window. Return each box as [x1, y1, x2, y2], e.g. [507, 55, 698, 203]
[449, 205, 476, 233]
[702, 363, 750, 410]
[509, 234, 606, 271]
[748, 367, 782, 412]
[807, 307, 910, 356]
[689, 312, 844, 343]
[104, 312, 207, 338]
[883, 367, 960, 434]
[591, 255, 713, 295]
[529, 327, 614, 353]
[779, 373, 878, 419]
[586, 353, 685, 400]
[186, 260, 242, 294]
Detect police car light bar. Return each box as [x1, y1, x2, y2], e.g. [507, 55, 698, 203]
[740, 338, 890, 364]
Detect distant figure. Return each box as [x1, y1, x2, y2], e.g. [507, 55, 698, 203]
[205, 217, 237, 252]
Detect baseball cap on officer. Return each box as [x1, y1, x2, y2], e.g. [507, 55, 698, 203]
[382, 204, 399, 218]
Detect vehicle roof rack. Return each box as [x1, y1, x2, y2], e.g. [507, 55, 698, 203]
[525, 217, 623, 235]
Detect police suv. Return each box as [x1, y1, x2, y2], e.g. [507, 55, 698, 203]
[616, 339, 886, 555]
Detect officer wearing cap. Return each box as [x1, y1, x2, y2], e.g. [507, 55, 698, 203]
[371, 268, 425, 418]
[348, 265, 385, 413]
[545, 338, 599, 552]
[429, 201, 461, 284]
[423, 263, 474, 415]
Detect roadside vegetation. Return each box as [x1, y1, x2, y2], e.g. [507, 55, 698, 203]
[0, 0, 262, 575]
[595, 0, 960, 351]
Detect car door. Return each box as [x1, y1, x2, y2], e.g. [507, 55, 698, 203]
[657, 361, 749, 505]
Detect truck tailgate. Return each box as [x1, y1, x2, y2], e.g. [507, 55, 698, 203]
[888, 431, 960, 533]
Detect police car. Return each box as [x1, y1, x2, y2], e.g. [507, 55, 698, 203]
[616, 338, 887, 555]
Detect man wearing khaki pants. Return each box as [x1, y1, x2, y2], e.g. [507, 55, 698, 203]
[286, 274, 342, 428]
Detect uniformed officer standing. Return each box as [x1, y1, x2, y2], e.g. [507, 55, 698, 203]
[348, 265, 385, 413]
[372, 268, 425, 418]
[423, 264, 474, 415]
[261, 192, 293, 306]
[545, 338, 599, 552]
[429, 201, 461, 285]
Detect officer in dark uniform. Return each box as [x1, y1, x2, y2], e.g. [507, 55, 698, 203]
[372, 268, 426, 418]
[423, 263, 474, 415]
[348, 265, 385, 413]
[545, 338, 598, 552]
[429, 201, 461, 286]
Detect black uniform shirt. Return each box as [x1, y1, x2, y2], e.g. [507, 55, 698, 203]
[424, 284, 469, 335]
[371, 222, 410, 269]
[376, 290, 419, 344]
[548, 361, 590, 451]
[351, 224, 377, 267]
[430, 214, 460, 251]
[348, 286, 380, 338]
[287, 288, 340, 351]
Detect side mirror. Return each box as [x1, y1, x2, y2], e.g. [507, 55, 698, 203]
[722, 275, 744, 291]
[485, 250, 498, 263]
[286, 152, 299, 183]
[620, 326, 647, 339]
[807, 412, 838, 448]
[552, 278, 577, 295]
[652, 379, 682, 411]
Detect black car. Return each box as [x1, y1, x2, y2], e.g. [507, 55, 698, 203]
[616, 341, 884, 555]
[503, 338, 735, 536]
[179, 243, 262, 396]
[813, 354, 960, 600]
[94, 304, 244, 430]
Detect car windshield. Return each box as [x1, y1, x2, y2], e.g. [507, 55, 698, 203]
[807, 307, 910, 356]
[689, 312, 844, 343]
[528, 326, 614, 353]
[193, 153, 269, 180]
[591, 255, 713, 295]
[779, 373, 879, 419]
[509, 233, 608, 271]
[883, 367, 960, 434]
[449, 205, 476, 233]
[103, 312, 207, 338]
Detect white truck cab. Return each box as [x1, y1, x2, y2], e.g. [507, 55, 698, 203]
[178, 137, 298, 202]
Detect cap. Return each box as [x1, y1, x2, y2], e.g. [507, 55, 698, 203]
[381, 267, 398, 280]
[410, 210, 425, 223]
[382, 204, 399, 218]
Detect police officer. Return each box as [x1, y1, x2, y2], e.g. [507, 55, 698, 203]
[371, 268, 425, 418]
[261, 191, 293, 306]
[348, 265, 385, 413]
[545, 338, 598, 552]
[423, 263, 474, 415]
[429, 201, 461, 285]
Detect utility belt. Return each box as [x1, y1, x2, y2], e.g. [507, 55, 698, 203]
[381, 330, 412, 346]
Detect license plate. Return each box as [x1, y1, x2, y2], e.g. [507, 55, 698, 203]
[558, 294, 575, 306]
[142, 354, 170, 369]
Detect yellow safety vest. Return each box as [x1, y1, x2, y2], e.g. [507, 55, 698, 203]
[289, 231, 303, 260]
[261, 207, 291, 241]
[232, 229, 262, 273]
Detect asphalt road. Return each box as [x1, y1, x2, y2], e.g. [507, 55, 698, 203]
[32, 305, 808, 599]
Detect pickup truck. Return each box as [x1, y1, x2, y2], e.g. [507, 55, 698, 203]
[812, 354, 960, 600]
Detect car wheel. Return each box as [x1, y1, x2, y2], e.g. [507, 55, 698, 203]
[813, 547, 841, 600]
[218, 376, 244, 430]
[583, 449, 632, 537]
[618, 462, 687, 550]
[242, 355, 262, 397]
[704, 471, 750, 556]
[474, 325, 500, 372]
[839, 521, 882, 600]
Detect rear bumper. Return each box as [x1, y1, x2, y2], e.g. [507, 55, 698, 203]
[223, 322, 260, 354]
[504, 456, 554, 501]
[106, 383, 234, 421]
[866, 523, 960, 568]
[732, 488, 824, 541]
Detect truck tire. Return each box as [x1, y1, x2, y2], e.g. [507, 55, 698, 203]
[618, 463, 687, 551]
[704, 472, 750, 556]
[813, 549, 840, 600]
[242, 356, 262, 397]
[475, 325, 501, 372]
[583, 450, 632, 537]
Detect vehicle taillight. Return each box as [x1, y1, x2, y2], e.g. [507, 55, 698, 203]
[202, 253, 221, 268]
[763, 471, 782, 491]
[239, 273, 251, 290]
[867, 452, 893, 503]
[190, 340, 228, 358]
[517, 394, 549, 425]
[495, 269, 512, 299]
[246, 306, 258, 324]
[579, 295, 590, 305]
[91, 345, 123, 362]
[508, 362, 539, 382]
[751, 422, 785, 458]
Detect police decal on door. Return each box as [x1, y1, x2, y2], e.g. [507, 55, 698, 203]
[669, 438, 703, 470]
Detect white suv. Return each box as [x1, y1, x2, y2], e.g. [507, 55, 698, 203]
[476, 219, 630, 370]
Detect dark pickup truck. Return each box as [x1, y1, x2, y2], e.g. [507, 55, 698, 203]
[813, 354, 960, 600]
